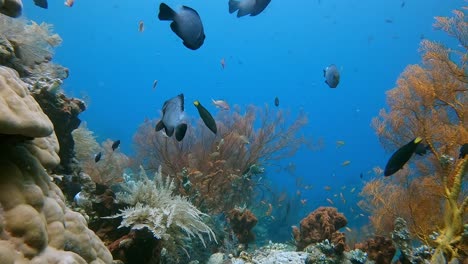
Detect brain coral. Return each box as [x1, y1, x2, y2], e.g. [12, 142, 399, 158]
[0, 66, 113, 263]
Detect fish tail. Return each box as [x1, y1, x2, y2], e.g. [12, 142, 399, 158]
[175, 123, 188, 141]
[158, 3, 176, 21]
[155, 120, 165, 132]
[194, 100, 200, 106]
[414, 137, 423, 144]
[228, 0, 240, 13]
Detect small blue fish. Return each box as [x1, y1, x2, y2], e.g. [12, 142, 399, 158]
[324, 64, 340, 88]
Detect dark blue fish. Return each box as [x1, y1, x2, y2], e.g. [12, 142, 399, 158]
[229, 0, 271, 17]
[34, 0, 48, 9]
[414, 143, 430, 156]
[155, 94, 188, 141]
[459, 143, 468, 159]
[384, 137, 422, 177]
[158, 3, 205, 50]
[95, 152, 102, 163]
[274, 96, 279, 107]
[111, 140, 121, 151]
[194, 100, 217, 135]
[324, 64, 340, 88]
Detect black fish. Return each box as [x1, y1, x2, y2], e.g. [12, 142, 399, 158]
[194, 100, 217, 134]
[158, 3, 205, 50]
[384, 137, 422, 177]
[324, 64, 340, 88]
[414, 143, 430, 156]
[95, 152, 102, 163]
[112, 140, 121, 151]
[274, 96, 279, 107]
[34, 0, 48, 9]
[459, 143, 468, 159]
[228, 0, 271, 17]
[155, 94, 188, 141]
[360, 172, 363, 179]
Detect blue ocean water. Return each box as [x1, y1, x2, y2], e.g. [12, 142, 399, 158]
[22, 0, 462, 237]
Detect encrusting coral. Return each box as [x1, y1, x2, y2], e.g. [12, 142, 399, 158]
[0, 66, 113, 263]
[227, 207, 258, 246]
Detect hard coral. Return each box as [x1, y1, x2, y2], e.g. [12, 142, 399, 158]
[0, 66, 53, 138]
[292, 206, 348, 251]
[0, 66, 113, 263]
[227, 207, 258, 245]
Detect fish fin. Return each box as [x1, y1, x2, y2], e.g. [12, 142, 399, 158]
[181, 5, 200, 16]
[155, 120, 165, 132]
[237, 8, 251, 17]
[183, 41, 200, 50]
[158, 3, 176, 21]
[178, 93, 185, 112]
[165, 126, 175, 137]
[34, 0, 48, 8]
[175, 124, 188, 141]
[170, 21, 179, 35]
[228, 0, 240, 13]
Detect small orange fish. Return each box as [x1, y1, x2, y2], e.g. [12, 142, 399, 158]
[326, 198, 334, 205]
[324, 186, 332, 191]
[220, 58, 225, 69]
[300, 199, 307, 205]
[64, 0, 74, 7]
[138, 20, 145, 32]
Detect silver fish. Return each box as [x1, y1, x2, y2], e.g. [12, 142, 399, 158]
[158, 3, 205, 50]
[324, 64, 340, 88]
[155, 94, 188, 141]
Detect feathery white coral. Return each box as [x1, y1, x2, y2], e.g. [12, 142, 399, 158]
[108, 166, 216, 246]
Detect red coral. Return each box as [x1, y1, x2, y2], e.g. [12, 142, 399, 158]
[354, 236, 395, 264]
[227, 208, 258, 245]
[292, 206, 348, 251]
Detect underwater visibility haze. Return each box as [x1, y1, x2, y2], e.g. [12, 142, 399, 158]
[0, 0, 466, 263]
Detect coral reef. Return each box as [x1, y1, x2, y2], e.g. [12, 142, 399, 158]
[363, 6, 467, 262]
[0, 66, 112, 263]
[227, 207, 258, 246]
[32, 86, 86, 174]
[292, 206, 348, 251]
[354, 236, 395, 264]
[132, 105, 309, 213]
[105, 166, 216, 262]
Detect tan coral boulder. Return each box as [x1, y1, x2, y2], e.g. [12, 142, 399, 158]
[0, 0, 22, 18]
[0, 66, 53, 138]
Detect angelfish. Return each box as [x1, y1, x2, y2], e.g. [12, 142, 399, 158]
[194, 100, 217, 134]
[384, 137, 422, 176]
[158, 3, 206, 50]
[155, 94, 188, 141]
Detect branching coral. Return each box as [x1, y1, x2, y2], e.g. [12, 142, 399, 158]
[132, 105, 309, 213]
[107, 166, 216, 247]
[364, 5, 467, 262]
